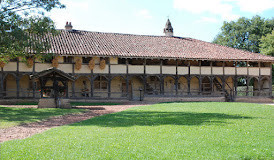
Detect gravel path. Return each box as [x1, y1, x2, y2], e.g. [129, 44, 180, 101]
[0, 103, 150, 143]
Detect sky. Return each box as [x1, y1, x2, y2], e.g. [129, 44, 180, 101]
[49, 0, 274, 42]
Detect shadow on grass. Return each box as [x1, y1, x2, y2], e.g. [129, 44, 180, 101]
[71, 111, 253, 127]
[0, 107, 82, 125]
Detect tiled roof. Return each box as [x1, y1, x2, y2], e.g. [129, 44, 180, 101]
[45, 30, 274, 62]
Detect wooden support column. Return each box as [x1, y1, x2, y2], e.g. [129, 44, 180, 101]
[40, 78, 43, 98]
[143, 59, 146, 95]
[188, 61, 190, 95]
[222, 61, 225, 92]
[72, 60, 75, 98]
[258, 62, 261, 95]
[65, 81, 69, 98]
[199, 60, 202, 95]
[0, 68, 3, 98]
[235, 61, 238, 97]
[210, 61, 213, 94]
[108, 58, 111, 98]
[32, 58, 36, 98]
[16, 60, 19, 98]
[246, 61, 249, 96]
[126, 59, 129, 99]
[90, 69, 94, 97]
[269, 64, 272, 97]
[160, 59, 163, 95]
[175, 59, 178, 96]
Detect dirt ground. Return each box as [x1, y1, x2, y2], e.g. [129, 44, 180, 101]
[0, 102, 151, 143]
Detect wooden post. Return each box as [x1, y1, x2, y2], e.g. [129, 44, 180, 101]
[72, 59, 75, 98]
[199, 60, 202, 95]
[65, 81, 68, 98]
[258, 62, 261, 96]
[0, 68, 3, 98]
[90, 69, 94, 97]
[16, 60, 19, 98]
[108, 58, 111, 98]
[246, 61, 249, 96]
[126, 58, 129, 99]
[188, 61, 191, 95]
[32, 58, 36, 98]
[143, 59, 146, 95]
[175, 59, 178, 96]
[210, 61, 213, 95]
[222, 61, 225, 92]
[160, 59, 163, 95]
[235, 61, 238, 97]
[270, 64, 272, 97]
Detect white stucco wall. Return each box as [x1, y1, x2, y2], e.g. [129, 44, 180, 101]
[212, 67, 223, 75]
[111, 65, 126, 74]
[177, 66, 188, 75]
[190, 66, 200, 75]
[128, 65, 144, 74]
[162, 66, 176, 74]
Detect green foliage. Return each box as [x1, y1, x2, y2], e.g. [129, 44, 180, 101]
[1, 102, 272, 159]
[259, 30, 274, 56]
[0, 106, 84, 128]
[0, 0, 65, 62]
[213, 15, 274, 53]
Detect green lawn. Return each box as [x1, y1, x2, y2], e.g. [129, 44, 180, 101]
[1, 102, 273, 159]
[0, 106, 85, 129]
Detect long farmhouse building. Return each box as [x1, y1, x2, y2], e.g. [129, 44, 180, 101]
[1, 20, 274, 103]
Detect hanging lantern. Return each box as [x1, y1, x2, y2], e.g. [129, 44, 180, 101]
[88, 58, 95, 70]
[26, 58, 33, 68]
[52, 57, 59, 68]
[0, 61, 5, 68]
[99, 59, 106, 70]
[75, 57, 82, 70]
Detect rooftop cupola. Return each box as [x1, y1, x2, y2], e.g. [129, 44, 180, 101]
[163, 19, 173, 37]
[65, 22, 73, 31]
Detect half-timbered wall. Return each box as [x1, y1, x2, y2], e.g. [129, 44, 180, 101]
[0, 56, 272, 100]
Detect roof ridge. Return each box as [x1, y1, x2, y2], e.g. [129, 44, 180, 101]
[57, 29, 171, 38]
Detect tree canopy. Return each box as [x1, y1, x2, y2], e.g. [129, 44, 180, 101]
[259, 30, 274, 56]
[0, 0, 65, 62]
[213, 15, 274, 53]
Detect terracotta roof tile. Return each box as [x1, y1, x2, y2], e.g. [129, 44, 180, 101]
[46, 30, 274, 62]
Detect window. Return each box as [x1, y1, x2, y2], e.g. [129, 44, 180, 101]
[163, 59, 176, 66]
[146, 59, 160, 65]
[63, 56, 73, 63]
[118, 58, 126, 64]
[128, 59, 144, 65]
[201, 60, 210, 66]
[82, 57, 92, 64]
[94, 76, 108, 90]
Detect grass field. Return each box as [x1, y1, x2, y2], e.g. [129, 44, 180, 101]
[0, 107, 85, 129]
[1, 102, 273, 159]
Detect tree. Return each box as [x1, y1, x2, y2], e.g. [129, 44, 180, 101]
[213, 15, 274, 53]
[0, 0, 65, 63]
[259, 30, 274, 56]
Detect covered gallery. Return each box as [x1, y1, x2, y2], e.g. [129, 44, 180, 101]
[1, 20, 273, 102]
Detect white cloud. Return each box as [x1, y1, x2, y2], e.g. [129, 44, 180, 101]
[196, 17, 218, 23]
[135, 9, 153, 19]
[174, 0, 233, 14]
[49, 0, 92, 29]
[232, 0, 274, 13]
[174, 0, 273, 21]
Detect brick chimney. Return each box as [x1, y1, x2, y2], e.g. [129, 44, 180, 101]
[65, 22, 73, 31]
